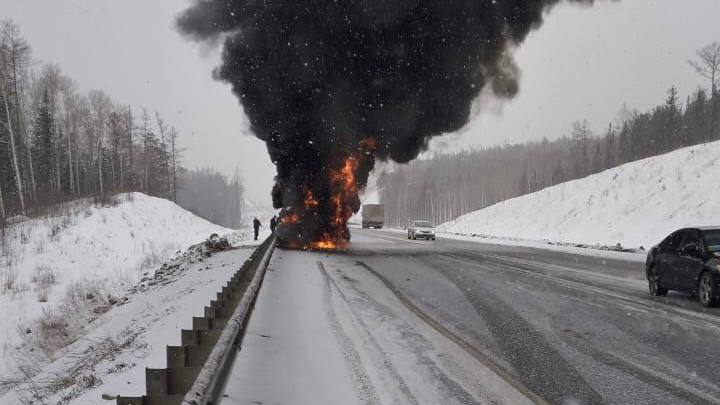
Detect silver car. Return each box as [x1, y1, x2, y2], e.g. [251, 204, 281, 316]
[408, 220, 436, 240]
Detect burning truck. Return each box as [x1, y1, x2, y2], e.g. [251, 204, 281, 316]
[274, 144, 374, 249]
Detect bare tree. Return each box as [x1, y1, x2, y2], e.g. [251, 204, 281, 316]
[0, 134, 5, 218]
[168, 126, 183, 202]
[140, 109, 150, 191]
[689, 42, 720, 96]
[59, 78, 81, 196]
[74, 93, 89, 194]
[0, 61, 25, 213]
[1, 20, 35, 202]
[155, 111, 171, 193]
[88, 90, 112, 196]
[122, 106, 134, 190]
[0, 178, 5, 219]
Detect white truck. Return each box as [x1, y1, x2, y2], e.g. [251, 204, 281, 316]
[361, 204, 384, 229]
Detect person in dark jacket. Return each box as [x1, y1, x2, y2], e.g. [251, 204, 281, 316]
[269, 216, 277, 233]
[253, 217, 262, 240]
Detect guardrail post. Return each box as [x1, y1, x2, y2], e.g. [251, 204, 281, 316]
[167, 346, 187, 368]
[146, 369, 169, 395]
[116, 237, 275, 405]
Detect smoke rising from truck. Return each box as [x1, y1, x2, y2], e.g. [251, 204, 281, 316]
[177, 0, 596, 248]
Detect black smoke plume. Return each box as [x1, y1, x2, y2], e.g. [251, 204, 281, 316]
[177, 0, 594, 247]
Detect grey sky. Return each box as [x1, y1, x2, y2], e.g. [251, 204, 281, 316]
[1, 0, 718, 205]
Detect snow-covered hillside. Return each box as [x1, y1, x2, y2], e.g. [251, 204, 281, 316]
[243, 197, 276, 225]
[439, 140, 720, 250]
[0, 192, 232, 384]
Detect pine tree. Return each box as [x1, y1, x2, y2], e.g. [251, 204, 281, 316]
[0, 178, 5, 219]
[591, 143, 602, 174]
[571, 120, 590, 177]
[32, 89, 55, 196]
[551, 161, 564, 185]
[618, 122, 631, 163]
[665, 85, 680, 149]
[603, 122, 615, 169]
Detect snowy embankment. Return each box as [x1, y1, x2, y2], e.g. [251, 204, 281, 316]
[439, 140, 720, 251]
[0, 192, 235, 395]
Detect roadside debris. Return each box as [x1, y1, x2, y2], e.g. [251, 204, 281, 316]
[205, 233, 232, 252]
[127, 231, 248, 295]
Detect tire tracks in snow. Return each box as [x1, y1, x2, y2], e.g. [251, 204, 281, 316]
[318, 261, 381, 405]
[454, 251, 720, 332]
[318, 261, 420, 405]
[322, 259, 534, 405]
[353, 260, 550, 405]
[443, 251, 720, 404]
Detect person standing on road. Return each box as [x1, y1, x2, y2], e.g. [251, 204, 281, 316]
[253, 217, 262, 240]
[269, 216, 277, 233]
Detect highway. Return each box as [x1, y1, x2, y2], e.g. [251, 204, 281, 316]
[222, 228, 720, 405]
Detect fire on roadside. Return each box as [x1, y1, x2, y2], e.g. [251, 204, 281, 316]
[281, 213, 300, 225]
[276, 138, 375, 251]
[304, 190, 319, 209]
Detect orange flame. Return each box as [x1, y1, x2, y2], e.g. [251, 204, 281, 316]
[299, 156, 359, 250]
[280, 139, 375, 251]
[307, 233, 349, 250]
[304, 190, 319, 209]
[281, 213, 300, 225]
[329, 156, 358, 226]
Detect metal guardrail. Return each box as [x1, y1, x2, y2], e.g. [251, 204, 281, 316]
[116, 236, 276, 405]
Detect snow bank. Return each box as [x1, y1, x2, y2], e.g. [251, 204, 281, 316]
[439, 141, 720, 250]
[0, 192, 232, 382]
[243, 197, 276, 224]
[0, 246, 258, 405]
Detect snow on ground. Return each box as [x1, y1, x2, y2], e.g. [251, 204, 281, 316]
[0, 192, 238, 397]
[379, 226, 646, 262]
[439, 140, 720, 251]
[243, 197, 276, 225]
[0, 244, 262, 404]
[224, 247, 534, 405]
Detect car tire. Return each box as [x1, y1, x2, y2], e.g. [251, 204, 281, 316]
[648, 266, 668, 296]
[698, 271, 718, 307]
[431, 237, 436, 241]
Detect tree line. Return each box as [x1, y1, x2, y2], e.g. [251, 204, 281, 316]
[176, 167, 244, 229]
[0, 20, 245, 229]
[380, 42, 720, 227]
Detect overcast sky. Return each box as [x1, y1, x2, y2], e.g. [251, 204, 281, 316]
[1, 0, 718, 205]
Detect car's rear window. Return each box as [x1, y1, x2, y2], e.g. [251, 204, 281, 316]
[703, 230, 720, 252]
[414, 221, 433, 227]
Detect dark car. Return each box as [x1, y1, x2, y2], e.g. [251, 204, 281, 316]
[646, 227, 720, 307]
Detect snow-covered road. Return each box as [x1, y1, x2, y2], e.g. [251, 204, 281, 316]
[222, 228, 720, 405]
[223, 236, 535, 405]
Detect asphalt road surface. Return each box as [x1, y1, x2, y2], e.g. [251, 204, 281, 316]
[226, 228, 720, 405]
